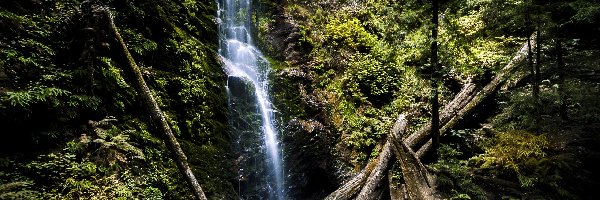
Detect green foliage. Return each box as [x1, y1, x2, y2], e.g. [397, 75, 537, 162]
[89, 126, 145, 165]
[2, 86, 101, 119]
[324, 17, 377, 50]
[121, 28, 158, 55]
[472, 130, 548, 187]
[0, 0, 231, 198]
[345, 45, 402, 105]
[0, 118, 202, 199]
[429, 145, 486, 200]
[568, 0, 600, 23]
[5, 86, 69, 107]
[0, 180, 42, 199]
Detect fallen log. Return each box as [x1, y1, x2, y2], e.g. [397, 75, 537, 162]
[326, 33, 536, 199]
[356, 141, 393, 200]
[325, 116, 407, 200]
[354, 114, 413, 200]
[390, 115, 437, 200]
[102, 9, 208, 200]
[324, 150, 380, 200]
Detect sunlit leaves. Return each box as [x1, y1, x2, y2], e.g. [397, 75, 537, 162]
[457, 12, 485, 36]
[324, 17, 377, 50]
[472, 130, 548, 184]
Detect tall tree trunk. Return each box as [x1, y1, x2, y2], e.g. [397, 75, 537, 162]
[533, 24, 541, 130]
[556, 38, 567, 120]
[103, 10, 208, 200]
[430, 0, 440, 160]
[528, 29, 535, 89]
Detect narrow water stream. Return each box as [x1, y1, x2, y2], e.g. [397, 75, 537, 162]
[217, 0, 285, 199]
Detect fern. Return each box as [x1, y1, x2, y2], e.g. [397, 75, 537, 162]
[0, 181, 41, 199]
[4, 86, 71, 107]
[90, 126, 144, 165]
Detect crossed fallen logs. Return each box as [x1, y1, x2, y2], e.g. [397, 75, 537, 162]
[326, 32, 537, 200]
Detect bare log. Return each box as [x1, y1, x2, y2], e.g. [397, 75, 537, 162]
[404, 83, 478, 149]
[356, 141, 393, 200]
[324, 152, 379, 200]
[389, 115, 438, 200]
[103, 9, 207, 200]
[326, 115, 409, 200]
[354, 114, 415, 200]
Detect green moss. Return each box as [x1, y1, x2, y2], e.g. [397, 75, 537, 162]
[0, 0, 232, 198]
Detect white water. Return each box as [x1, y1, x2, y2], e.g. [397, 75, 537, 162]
[217, 0, 284, 199]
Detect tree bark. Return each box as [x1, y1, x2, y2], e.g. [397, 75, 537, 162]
[389, 115, 437, 200]
[103, 10, 208, 200]
[430, 0, 441, 160]
[326, 115, 409, 200]
[533, 24, 541, 130]
[404, 82, 477, 150]
[325, 139, 390, 200]
[556, 38, 568, 120]
[325, 152, 380, 200]
[356, 141, 393, 200]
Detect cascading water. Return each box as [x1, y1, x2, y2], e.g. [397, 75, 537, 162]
[217, 0, 284, 199]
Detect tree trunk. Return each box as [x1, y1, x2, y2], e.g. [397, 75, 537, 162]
[356, 141, 393, 200]
[533, 24, 541, 130]
[103, 10, 208, 200]
[404, 82, 477, 150]
[326, 116, 409, 200]
[389, 115, 437, 200]
[430, 0, 440, 160]
[325, 143, 384, 200]
[556, 38, 568, 120]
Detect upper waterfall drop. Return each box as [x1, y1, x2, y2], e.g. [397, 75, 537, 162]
[217, 0, 285, 199]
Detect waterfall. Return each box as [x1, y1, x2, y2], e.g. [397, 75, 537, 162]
[217, 0, 284, 199]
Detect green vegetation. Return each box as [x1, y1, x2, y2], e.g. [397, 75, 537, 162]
[1, 0, 599, 199]
[1, 0, 234, 199]
[255, 0, 600, 199]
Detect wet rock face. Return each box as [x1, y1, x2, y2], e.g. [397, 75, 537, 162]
[255, 2, 352, 198]
[259, 13, 311, 66]
[227, 75, 265, 199]
[228, 76, 258, 104]
[282, 119, 338, 200]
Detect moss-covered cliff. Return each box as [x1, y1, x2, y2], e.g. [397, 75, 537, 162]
[0, 0, 235, 199]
